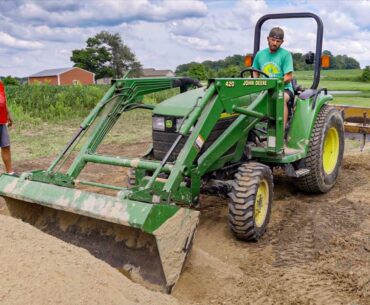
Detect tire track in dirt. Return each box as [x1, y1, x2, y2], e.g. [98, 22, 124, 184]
[270, 201, 317, 268]
[262, 203, 350, 305]
[243, 178, 370, 305]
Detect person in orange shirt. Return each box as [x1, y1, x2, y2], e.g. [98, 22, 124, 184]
[0, 81, 14, 174]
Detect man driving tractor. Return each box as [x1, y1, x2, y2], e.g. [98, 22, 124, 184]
[252, 27, 294, 130]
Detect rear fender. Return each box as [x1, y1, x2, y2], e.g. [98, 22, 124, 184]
[287, 94, 333, 154]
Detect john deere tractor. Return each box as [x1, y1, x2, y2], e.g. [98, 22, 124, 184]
[0, 12, 344, 292]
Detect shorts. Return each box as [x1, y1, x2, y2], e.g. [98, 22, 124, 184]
[0, 124, 10, 148]
[284, 89, 294, 102]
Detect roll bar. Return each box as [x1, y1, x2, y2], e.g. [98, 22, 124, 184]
[253, 12, 324, 89]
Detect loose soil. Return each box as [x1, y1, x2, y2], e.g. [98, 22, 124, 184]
[0, 142, 369, 305]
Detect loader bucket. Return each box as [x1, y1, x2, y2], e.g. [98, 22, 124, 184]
[0, 174, 199, 292]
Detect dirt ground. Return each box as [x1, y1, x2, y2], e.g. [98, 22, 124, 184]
[0, 141, 369, 305]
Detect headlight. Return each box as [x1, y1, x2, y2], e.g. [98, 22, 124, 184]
[176, 118, 184, 129]
[152, 116, 165, 131]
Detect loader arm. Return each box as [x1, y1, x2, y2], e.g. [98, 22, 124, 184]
[0, 77, 203, 292]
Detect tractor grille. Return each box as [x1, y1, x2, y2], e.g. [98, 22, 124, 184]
[152, 116, 237, 161]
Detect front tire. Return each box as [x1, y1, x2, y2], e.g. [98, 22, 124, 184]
[228, 162, 273, 241]
[294, 105, 344, 193]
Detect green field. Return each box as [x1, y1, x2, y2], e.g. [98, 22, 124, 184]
[329, 93, 370, 107]
[290, 69, 369, 106]
[294, 69, 362, 81]
[299, 80, 370, 92]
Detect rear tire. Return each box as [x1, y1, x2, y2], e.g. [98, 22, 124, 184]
[228, 162, 273, 241]
[294, 105, 344, 193]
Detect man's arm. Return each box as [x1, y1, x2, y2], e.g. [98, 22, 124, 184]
[283, 51, 294, 84]
[284, 72, 293, 84]
[252, 71, 260, 78]
[6, 107, 13, 127]
[252, 53, 260, 78]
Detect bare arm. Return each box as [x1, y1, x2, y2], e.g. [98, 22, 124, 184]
[252, 71, 259, 78]
[6, 107, 13, 127]
[284, 71, 293, 84]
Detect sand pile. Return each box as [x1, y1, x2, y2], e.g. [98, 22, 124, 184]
[0, 214, 177, 305]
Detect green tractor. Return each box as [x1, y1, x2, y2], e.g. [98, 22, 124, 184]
[0, 12, 344, 292]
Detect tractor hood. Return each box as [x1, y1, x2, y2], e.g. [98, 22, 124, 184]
[153, 88, 205, 117]
[153, 86, 257, 117]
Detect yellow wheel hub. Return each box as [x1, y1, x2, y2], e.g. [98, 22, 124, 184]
[254, 179, 269, 227]
[323, 127, 340, 175]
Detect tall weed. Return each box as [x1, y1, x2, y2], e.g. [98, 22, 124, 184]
[5, 83, 178, 125]
[5, 84, 109, 124]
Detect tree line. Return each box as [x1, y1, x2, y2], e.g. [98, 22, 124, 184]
[175, 52, 361, 80]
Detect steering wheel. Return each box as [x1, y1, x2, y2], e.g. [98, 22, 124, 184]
[240, 68, 269, 78]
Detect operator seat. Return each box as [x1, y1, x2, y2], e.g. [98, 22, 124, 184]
[287, 78, 303, 119]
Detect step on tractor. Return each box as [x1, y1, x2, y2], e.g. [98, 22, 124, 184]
[0, 13, 345, 292]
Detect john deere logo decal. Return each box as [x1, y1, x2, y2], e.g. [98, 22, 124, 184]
[165, 120, 173, 128]
[262, 62, 280, 77]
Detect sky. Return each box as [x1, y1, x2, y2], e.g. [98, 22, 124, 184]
[0, 0, 370, 77]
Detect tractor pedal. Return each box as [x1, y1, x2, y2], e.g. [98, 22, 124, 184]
[295, 168, 310, 177]
[284, 164, 310, 178]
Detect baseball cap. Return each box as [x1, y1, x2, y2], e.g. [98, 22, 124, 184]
[269, 27, 284, 40]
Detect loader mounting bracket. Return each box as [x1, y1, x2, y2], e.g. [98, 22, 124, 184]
[28, 170, 75, 188]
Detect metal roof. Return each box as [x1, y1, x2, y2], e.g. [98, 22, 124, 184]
[29, 67, 74, 77]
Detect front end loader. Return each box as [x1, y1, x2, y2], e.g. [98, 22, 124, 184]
[0, 12, 344, 292]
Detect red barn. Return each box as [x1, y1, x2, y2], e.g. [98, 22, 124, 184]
[28, 67, 95, 85]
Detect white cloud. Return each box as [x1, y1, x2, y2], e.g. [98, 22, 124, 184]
[319, 11, 359, 38]
[311, 0, 370, 27]
[0, 32, 43, 50]
[13, 0, 208, 27]
[171, 34, 224, 51]
[233, 0, 269, 28]
[169, 18, 205, 37]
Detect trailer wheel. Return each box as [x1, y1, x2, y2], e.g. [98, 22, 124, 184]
[228, 162, 273, 241]
[294, 105, 344, 193]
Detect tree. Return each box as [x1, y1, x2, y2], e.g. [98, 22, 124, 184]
[71, 31, 142, 79]
[2, 75, 20, 86]
[217, 65, 240, 77]
[188, 64, 208, 81]
[361, 66, 370, 82]
[175, 62, 198, 76]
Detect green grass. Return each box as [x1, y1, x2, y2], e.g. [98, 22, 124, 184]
[299, 80, 370, 92]
[329, 91, 370, 107]
[10, 109, 153, 162]
[298, 79, 370, 106]
[143, 88, 180, 104]
[9, 119, 81, 162]
[295, 69, 362, 81]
